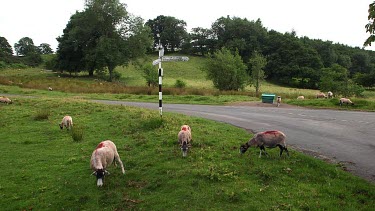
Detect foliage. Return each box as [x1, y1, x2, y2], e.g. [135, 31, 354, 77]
[0, 36, 13, 57]
[174, 79, 186, 88]
[319, 64, 365, 97]
[14, 37, 38, 56]
[249, 51, 267, 96]
[71, 125, 84, 142]
[364, 1, 375, 46]
[140, 63, 158, 87]
[38, 43, 54, 54]
[146, 15, 188, 52]
[203, 47, 248, 91]
[189, 27, 215, 56]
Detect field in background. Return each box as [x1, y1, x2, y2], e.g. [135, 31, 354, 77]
[0, 98, 374, 210]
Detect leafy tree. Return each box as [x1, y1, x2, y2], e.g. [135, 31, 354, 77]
[189, 27, 215, 56]
[364, 1, 375, 46]
[146, 15, 188, 52]
[56, 0, 152, 80]
[14, 37, 37, 56]
[38, 43, 53, 54]
[320, 64, 364, 97]
[249, 52, 267, 96]
[0, 36, 13, 57]
[140, 63, 158, 87]
[203, 47, 248, 91]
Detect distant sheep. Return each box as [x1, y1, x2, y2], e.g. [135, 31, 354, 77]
[178, 125, 192, 157]
[90, 140, 125, 187]
[48, 87, 53, 91]
[276, 96, 281, 107]
[59, 116, 73, 130]
[327, 91, 333, 98]
[0, 96, 12, 104]
[240, 130, 289, 158]
[297, 96, 305, 100]
[339, 98, 354, 106]
[316, 92, 327, 99]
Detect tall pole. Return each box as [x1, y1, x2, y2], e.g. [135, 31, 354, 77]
[157, 35, 164, 117]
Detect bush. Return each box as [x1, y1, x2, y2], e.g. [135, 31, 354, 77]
[174, 79, 186, 88]
[71, 125, 84, 142]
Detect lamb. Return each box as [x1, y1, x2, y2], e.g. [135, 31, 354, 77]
[316, 92, 327, 98]
[339, 98, 354, 106]
[0, 96, 12, 104]
[297, 95, 305, 100]
[59, 115, 73, 130]
[276, 96, 281, 107]
[327, 91, 333, 98]
[178, 125, 192, 157]
[240, 130, 289, 158]
[90, 140, 125, 187]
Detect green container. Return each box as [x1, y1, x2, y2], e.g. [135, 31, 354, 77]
[261, 94, 276, 104]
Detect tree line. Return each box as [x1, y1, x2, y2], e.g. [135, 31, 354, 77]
[1, 0, 375, 95]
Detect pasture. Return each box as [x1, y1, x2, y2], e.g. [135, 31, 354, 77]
[0, 97, 374, 210]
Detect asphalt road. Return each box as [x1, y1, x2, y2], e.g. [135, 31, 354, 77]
[92, 100, 375, 183]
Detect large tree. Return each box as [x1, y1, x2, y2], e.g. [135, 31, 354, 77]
[14, 37, 37, 56]
[146, 15, 188, 52]
[364, 1, 375, 46]
[0, 36, 13, 57]
[189, 27, 215, 56]
[203, 47, 248, 91]
[38, 43, 54, 54]
[56, 0, 152, 80]
[249, 51, 267, 96]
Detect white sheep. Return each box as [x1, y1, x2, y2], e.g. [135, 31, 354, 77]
[178, 125, 192, 157]
[0, 96, 12, 104]
[48, 87, 53, 91]
[240, 130, 289, 158]
[59, 116, 73, 130]
[316, 92, 327, 99]
[276, 96, 281, 107]
[297, 96, 305, 100]
[90, 140, 125, 187]
[339, 98, 354, 106]
[327, 91, 333, 98]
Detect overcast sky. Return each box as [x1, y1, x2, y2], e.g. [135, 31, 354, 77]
[1, 0, 374, 52]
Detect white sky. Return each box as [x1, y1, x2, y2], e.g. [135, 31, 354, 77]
[1, 0, 374, 52]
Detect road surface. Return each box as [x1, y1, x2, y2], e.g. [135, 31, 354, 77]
[92, 100, 375, 183]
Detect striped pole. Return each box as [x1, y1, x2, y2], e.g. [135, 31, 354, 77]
[158, 65, 163, 117]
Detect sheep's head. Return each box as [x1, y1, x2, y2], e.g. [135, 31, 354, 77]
[92, 169, 110, 187]
[239, 144, 249, 154]
[59, 123, 63, 130]
[181, 141, 188, 157]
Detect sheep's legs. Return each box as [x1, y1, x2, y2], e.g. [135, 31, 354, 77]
[114, 153, 125, 174]
[278, 145, 290, 157]
[259, 146, 268, 158]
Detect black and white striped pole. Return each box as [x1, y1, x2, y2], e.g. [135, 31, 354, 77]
[157, 34, 164, 117]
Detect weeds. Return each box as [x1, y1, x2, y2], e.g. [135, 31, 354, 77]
[71, 125, 84, 142]
[33, 109, 50, 120]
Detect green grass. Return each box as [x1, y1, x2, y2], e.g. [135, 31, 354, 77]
[0, 98, 374, 210]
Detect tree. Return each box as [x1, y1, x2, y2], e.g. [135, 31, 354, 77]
[146, 15, 188, 52]
[249, 52, 267, 96]
[0, 36, 13, 57]
[203, 47, 248, 91]
[364, 1, 375, 46]
[189, 27, 215, 56]
[38, 43, 53, 54]
[320, 64, 364, 97]
[14, 37, 37, 56]
[56, 0, 152, 80]
[140, 63, 158, 87]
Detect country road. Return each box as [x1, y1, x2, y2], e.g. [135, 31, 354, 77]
[92, 100, 375, 183]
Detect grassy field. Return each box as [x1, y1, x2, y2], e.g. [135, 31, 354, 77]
[0, 98, 374, 210]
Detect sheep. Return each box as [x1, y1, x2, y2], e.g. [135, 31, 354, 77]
[316, 92, 327, 99]
[48, 87, 53, 91]
[327, 91, 333, 98]
[59, 115, 73, 130]
[178, 125, 192, 157]
[90, 140, 125, 187]
[240, 130, 289, 158]
[297, 95, 305, 100]
[339, 98, 354, 106]
[276, 96, 281, 107]
[0, 96, 12, 104]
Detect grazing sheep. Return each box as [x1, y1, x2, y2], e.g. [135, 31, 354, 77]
[90, 140, 125, 187]
[178, 125, 192, 157]
[0, 96, 12, 104]
[327, 91, 333, 98]
[59, 116, 73, 130]
[297, 95, 305, 100]
[339, 98, 354, 106]
[48, 87, 53, 91]
[240, 130, 289, 158]
[276, 96, 281, 107]
[316, 92, 327, 99]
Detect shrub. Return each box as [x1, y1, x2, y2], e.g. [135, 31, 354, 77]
[174, 79, 186, 88]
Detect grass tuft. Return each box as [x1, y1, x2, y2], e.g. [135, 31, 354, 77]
[71, 125, 84, 142]
[33, 109, 50, 120]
